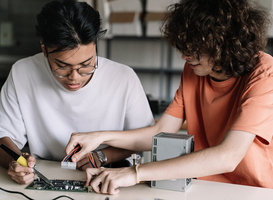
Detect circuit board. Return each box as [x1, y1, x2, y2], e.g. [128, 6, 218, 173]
[25, 178, 92, 193]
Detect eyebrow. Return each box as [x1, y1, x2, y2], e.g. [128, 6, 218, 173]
[54, 56, 94, 65]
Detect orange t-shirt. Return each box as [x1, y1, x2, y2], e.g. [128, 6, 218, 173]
[165, 52, 273, 188]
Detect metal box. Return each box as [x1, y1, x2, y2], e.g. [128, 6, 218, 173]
[151, 132, 194, 192]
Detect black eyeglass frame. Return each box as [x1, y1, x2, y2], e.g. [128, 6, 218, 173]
[52, 55, 98, 78]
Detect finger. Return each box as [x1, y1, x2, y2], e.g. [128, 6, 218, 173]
[108, 181, 120, 195]
[100, 171, 120, 195]
[26, 155, 36, 168]
[11, 172, 35, 185]
[65, 133, 80, 154]
[16, 172, 34, 184]
[8, 162, 33, 174]
[89, 169, 105, 193]
[90, 176, 103, 194]
[100, 171, 110, 194]
[9, 161, 18, 171]
[71, 146, 90, 163]
[85, 169, 93, 186]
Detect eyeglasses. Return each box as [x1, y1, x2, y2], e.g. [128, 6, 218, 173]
[52, 56, 98, 78]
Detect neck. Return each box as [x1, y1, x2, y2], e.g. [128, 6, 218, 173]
[210, 74, 231, 82]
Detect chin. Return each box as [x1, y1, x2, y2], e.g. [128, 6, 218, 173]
[193, 71, 207, 77]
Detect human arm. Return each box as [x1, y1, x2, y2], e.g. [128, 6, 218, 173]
[85, 129, 255, 194]
[0, 137, 35, 184]
[76, 146, 138, 170]
[66, 113, 184, 162]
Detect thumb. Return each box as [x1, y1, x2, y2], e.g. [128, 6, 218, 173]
[85, 168, 104, 186]
[71, 147, 88, 163]
[111, 189, 120, 195]
[27, 155, 36, 168]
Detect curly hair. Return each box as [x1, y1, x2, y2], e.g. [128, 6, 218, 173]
[161, 0, 271, 77]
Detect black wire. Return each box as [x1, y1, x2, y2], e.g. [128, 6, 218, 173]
[52, 195, 74, 200]
[0, 186, 75, 200]
[0, 186, 34, 200]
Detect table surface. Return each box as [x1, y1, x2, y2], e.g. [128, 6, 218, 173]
[0, 160, 273, 200]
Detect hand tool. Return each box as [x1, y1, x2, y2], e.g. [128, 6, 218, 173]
[0, 143, 54, 187]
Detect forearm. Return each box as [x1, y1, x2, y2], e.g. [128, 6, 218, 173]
[66, 113, 183, 162]
[138, 130, 255, 182]
[97, 147, 137, 167]
[138, 145, 233, 182]
[0, 137, 21, 168]
[102, 127, 157, 152]
[103, 114, 183, 152]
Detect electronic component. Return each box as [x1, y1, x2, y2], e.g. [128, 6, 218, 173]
[25, 178, 92, 193]
[62, 145, 99, 169]
[61, 162, 77, 170]
[151, 132, 194, 192]
[61, 145, 81, 170]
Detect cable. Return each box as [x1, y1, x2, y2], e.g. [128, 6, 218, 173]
[0, 186, 34, 200]
[52, 195, 75, 200]
[88, 152, 98, 168]
[62, 145, 80, 162]
[0, 186, 75, 200]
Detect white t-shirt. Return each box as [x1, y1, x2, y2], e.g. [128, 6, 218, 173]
[0, 53, 154, 161]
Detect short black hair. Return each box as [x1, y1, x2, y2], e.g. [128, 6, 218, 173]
[36, 0, 106, 54]
[161, 0, 271, 77]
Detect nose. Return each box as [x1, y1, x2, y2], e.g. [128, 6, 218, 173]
[182, 53, 194, 60]
[67, 68, 81, 80]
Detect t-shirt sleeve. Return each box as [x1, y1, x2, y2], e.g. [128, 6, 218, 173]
[123, 69, 155, 130]
[165, 74, 185, 119]
[0, 70, 27, 149]
[230, 60, 273, 145]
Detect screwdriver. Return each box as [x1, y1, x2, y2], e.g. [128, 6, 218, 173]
[0, 144, 54, 187]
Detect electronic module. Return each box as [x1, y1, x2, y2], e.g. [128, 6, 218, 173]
[151, 132, 194, 192]
[25, 178, 93, 193]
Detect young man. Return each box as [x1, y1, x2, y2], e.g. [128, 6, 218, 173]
[0, 0, 154, 184]
[65, 0, 273, 194]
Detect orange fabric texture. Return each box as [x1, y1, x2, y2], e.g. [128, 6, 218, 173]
[165, 52, 273, 188]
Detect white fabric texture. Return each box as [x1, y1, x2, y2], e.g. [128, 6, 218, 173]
[0, 53, 154, 161]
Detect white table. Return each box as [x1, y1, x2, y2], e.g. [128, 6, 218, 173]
[0, 160, 273, 200]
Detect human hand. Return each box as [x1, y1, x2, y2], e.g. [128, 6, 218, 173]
[66, 132, 105, 163]
[85, 167, 137, 195]
[77, 152, 100, 170]
[7, 153, 35, 184]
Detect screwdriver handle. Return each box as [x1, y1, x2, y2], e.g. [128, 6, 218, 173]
[17, 156, 28, 167]
[0, 144, 28, 167]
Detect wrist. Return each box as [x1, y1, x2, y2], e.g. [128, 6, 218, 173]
[99, 131, 117, 146]
[135, 163, 141, 184]
[94, 150, 107, 167]
[93, 152, 101, 168]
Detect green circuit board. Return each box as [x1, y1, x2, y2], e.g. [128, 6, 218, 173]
[25, 178, 92, 193]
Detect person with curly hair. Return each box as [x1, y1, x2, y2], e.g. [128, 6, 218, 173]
[65, 0, 273, 194]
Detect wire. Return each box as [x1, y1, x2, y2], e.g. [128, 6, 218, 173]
[0, 186, 34, 200]
[52, 195, 75, 200]
[0, 186, 75, 200]
[88, 152, 97, 168]
[62, 145, 80, 162]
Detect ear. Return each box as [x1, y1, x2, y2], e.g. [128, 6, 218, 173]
[40, 42, 47, 58]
